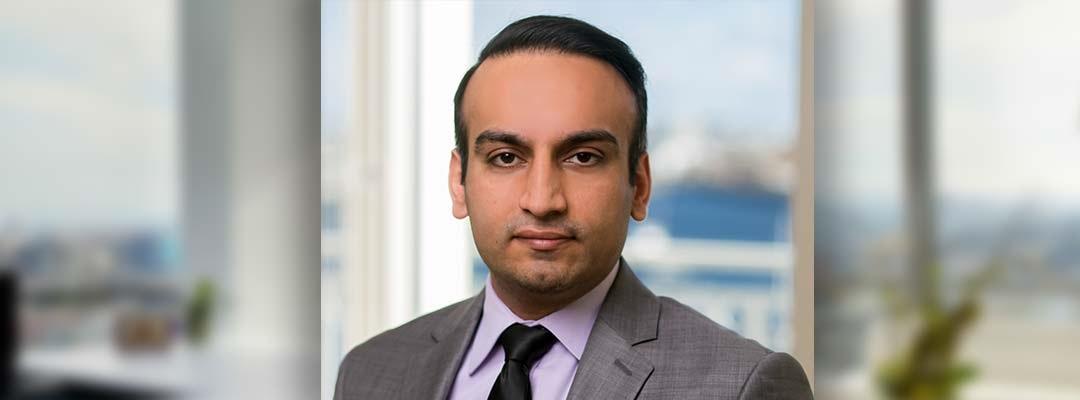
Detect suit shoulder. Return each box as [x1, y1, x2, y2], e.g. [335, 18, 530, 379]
[335, 297, 473, 399]
[341, 297, 470, 363]
[655, 296, 771, 358]
[739, 352, 814, 399]
[638, 297, 806, 397]
[630, 296, 812, 397]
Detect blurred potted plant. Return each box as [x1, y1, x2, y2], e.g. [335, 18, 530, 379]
[186, 277, 216, 346]
[874, 225, 1011, 400]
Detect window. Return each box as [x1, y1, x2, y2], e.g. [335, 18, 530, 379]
[816, 1, 1080, 398]
[0, 0, 183, 394]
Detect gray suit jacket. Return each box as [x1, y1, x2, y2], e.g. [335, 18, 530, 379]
[335, 260, 813, 399]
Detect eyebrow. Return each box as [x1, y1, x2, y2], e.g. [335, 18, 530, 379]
[474, 130, 527, 153]
[473, 129, 619, 155]
[556, 130, 618, 154]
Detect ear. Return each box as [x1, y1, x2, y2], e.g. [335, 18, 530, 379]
[449, 149, 469, 219]
[630, 152, 652, 221]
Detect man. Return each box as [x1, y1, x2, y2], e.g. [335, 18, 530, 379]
[335, 16, 812, 400]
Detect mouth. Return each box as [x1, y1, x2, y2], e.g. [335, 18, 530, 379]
[512, 229, 574, 251]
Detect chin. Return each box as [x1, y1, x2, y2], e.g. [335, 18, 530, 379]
[505, 260, 575, 294]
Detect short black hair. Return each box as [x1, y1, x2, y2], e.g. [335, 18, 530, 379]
[453, 15, 648, 184]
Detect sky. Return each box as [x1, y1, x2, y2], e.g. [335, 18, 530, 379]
[473, 0, 802, 146]
[0, 0, 177, 228]
[5, 0, 1078, 231]
[2, 0, 798, 228]
[935, 0, 1080, 205]
[818, 0, 1080, 207]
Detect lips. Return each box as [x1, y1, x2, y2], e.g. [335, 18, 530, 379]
[513, 229, 573, 251]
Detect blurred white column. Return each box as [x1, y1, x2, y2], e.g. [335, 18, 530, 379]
[416, 0, 474, 314]
[182, 0, 319, 398]
[225, 0, 320, 362]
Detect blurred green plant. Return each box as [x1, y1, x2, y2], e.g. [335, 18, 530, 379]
[876, 258, 1001, 400]
[186, 277, 216, 346]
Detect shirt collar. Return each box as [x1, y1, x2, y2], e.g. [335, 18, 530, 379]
[463, 260, 620, 376]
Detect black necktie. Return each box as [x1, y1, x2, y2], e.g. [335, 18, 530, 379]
[487, 323, 557, 400]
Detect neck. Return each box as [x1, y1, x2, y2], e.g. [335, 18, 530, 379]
[488, 265, 614, 321]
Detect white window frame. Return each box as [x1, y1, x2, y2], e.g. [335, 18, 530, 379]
[324, 1, 474, 399]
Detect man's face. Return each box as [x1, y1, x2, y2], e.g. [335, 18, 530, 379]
[449, 52, 651, 297]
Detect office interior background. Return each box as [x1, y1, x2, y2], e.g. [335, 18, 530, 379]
[1, 0, 320, 398]
[0, 0, 1077, 399]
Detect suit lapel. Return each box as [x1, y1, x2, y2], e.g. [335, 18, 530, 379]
[402, 291, 484, 400]
[400, 259, 659, 399]
[567, 259, 659, 400]
[566, 319, 654, 399]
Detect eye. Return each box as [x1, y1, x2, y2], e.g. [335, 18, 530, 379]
[566, 152, 602, 166]
[490, 152, 522, 167]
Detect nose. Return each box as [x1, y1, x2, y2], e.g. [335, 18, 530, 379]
[518, 158, 567, 218]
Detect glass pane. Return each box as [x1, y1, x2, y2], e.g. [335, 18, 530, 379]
[934, 0, 1080, 396]
[816, 1, 1080, 398]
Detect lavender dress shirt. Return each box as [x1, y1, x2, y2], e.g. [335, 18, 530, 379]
[447, 262, 619, 400]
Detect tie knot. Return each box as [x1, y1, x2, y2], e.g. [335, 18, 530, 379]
[497, 323, 557, 367]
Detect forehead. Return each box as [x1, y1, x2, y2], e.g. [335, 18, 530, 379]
[461, 51, 636, 148]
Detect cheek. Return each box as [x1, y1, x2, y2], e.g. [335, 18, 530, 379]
[465, 178, 518, 236]
[567, 176, 633, 229]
